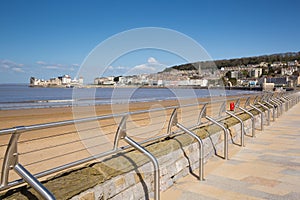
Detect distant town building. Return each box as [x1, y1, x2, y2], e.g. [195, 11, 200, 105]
[30, 75, 83, 87]
[61, 75, 72, 85]
[262, 78, 274, 91]
[250, 68, 262, 78]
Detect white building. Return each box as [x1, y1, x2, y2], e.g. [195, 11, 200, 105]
[250, 68, 262, 78]
[62, 75, 71, 85]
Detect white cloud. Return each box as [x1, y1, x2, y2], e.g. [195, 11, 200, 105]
[132, 64, 156, 72]
[117, 66, 127, 70]
[44, 65, 59, 69]
[37, 61, 79, 72]
[102, 57, 166, 76]
[127, 57, 166, 75]
[1, 64, 10, 69]
[36, 61, 77, 73]
[148, 57, 158, 64]
[12, 67, 25, 73]
[0, 59, 25, 73]
[72, 64, 80, 67]
[36, 61, 46, 65]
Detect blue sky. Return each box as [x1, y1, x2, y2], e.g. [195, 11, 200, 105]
[0, 0, 299, 83]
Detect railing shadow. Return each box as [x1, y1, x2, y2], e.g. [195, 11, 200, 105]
[205, 129, 224, 160]
[172, 137, 199, 180]
[225, 124, 241, 147]
[1, 183, 39, 199]
[121, 153, 150, 200]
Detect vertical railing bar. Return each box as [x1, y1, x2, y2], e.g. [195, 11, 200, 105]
[279, 96, 289, 111]
[272, 98, 283, 115]
[257, 102, 270, 126]
[249, 104, 264, 131]
[269, 99, 281, 117]
[225, 111, 245, 147]
[167, 108, 178, 135]
[281, 96, 290, 109]
[238, 107, 255, 137]
[176, 123, 204, 181]
[197, 103, 207, 126]
[168, 108, 205, 181]
[124, 136, 160, 200]
[205, 116, 229, 160]
[113, 116, 128, 151]
[0, 126, 56, 200]
[218, 101, 226, 118]
[1, 126, 24, 187]
[114, 115, 160, 200]
[263, 100, 276, 121]
[244, 97, 251, 108]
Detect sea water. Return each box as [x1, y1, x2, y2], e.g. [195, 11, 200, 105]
[0, 84, 259, 110]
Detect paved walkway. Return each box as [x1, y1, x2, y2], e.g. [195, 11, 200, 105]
[161, 103, 300, 200]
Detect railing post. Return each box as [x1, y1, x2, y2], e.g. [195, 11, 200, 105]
[14, 164, 55, 200]
[257, 102, 270, 126]
[263, 100, 275, 121]
[1, 127, 23, 188]
[205, 116, 229, 160]
[124, 136, 160, 200]
[114, 115, 160, 200]
[279, 96, 289, 111]
[169, 108, 205, 181]
[269, 99, 281, 117]
[0, 126, 55, 200]
[225, 111, 245, 147]
[197, 103, 207, 126]
[272, 97, 283, 115]
[250, 104, 264, 131]
[176, 123, 204, 181]
[238, 107, 255, 137]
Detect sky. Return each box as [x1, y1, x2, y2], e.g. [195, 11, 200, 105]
[0, 0, 299, 83]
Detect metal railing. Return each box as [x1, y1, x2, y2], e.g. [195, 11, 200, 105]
[0, 91, 299, 199]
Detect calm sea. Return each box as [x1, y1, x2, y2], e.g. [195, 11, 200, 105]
[0, 84, 259, 110]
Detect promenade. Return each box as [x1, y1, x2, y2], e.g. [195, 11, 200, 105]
[161, 103, 300, 200]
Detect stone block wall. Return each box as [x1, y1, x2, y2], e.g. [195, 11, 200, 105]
[72, 110, 268, 200]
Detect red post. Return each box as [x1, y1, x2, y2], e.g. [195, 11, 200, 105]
[230, 102, 235, 111]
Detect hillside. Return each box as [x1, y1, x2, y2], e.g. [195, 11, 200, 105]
[165, 51, 300, 71]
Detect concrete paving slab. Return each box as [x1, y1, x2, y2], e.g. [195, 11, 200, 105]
[161, 102, 300, 200]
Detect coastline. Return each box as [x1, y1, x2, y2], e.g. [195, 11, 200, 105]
[0, 85, 261, 111]
[29, 83, 264, 90]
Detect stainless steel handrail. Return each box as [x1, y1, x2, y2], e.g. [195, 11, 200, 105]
[237, 107, 255, 137]
[205, 116, 229, 160]
[176, 123, 204, 181]
[14, 164, 55, 200]
[114, 115, 160, 200]
[263, 100, 276, 121]
[225, 111, 245, 147]
[257, 102, 270, 126]
[249, 104, 264, 131]
[168, 108, 204, 181]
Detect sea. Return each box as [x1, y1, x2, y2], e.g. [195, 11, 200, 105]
[0, 84, 260, 110]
